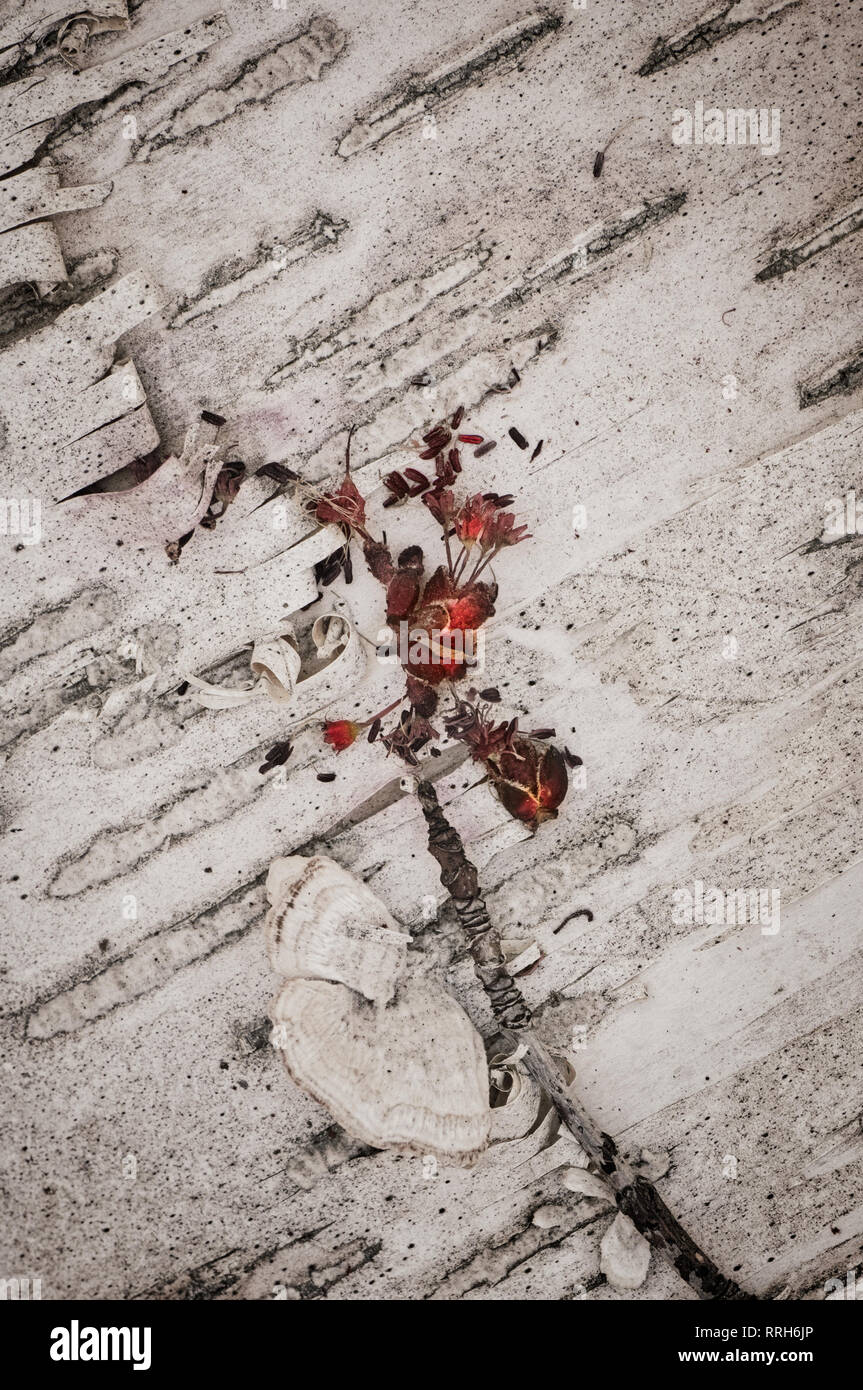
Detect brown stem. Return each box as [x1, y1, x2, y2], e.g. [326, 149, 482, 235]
[452, 544, 472, 585]
[415, 779, 751, 1302]
[361, 695, 404, 727]
[469, 547, 500, 584]
[442, 525, 455, 577]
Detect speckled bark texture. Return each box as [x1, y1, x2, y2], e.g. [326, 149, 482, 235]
[1, 0, 862, 1303]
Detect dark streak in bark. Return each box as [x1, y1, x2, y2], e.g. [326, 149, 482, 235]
[493, 193, 686, 315]
[638, 0, 801, 77]
[338, 11, 562, 156]
[798, 347, 863, 409]
[756, 204, 863, 283]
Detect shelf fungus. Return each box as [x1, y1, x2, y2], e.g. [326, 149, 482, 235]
[264, 854, 410, 1005]
[265, 854, 491, 1161]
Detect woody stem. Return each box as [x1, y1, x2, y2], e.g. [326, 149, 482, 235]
[415, 778, 752, 1304]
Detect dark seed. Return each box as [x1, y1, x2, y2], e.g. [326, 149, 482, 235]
[257, 462, 298, 483]
[564, 747, 583, 768]
[529, 439, 544, 461]
[474, 440, 496, 457]
[176, 681, 189, 696]
[200, 409, 226, 427]
[458, 434, 483, 445]
[479, 687, 501, 702]
[530, 728, 555, 739]
[315, 548, 344, 586]
[430, 746, 442, 756]
[508, 427, 529, 450]
[318, 558, 341, 584]
[368, 718, 382, 743]
[404, 468, 429, 486]
[436, 454, 456, 484]
[259, 740, 294, 774]
[449, 447, 462, 474]
[384, 471, 409, 495]
[343, 549, 353, 584]
[316, 772, 336, 782]
[268, 741, 293, 763]
[419, 446, 441, 460]
[593, 150, 604, 178]
[451, 405, 465, 428]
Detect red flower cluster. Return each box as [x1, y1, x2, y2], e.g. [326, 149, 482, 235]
[447, 492, 530, 554]
[445, 698, 569, 826]
[302, 408, 568, 830]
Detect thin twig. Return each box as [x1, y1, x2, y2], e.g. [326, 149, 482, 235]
[415, 779, 751, 1302]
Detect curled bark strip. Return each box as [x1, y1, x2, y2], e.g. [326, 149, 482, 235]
[416, 779, 750, 1301]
